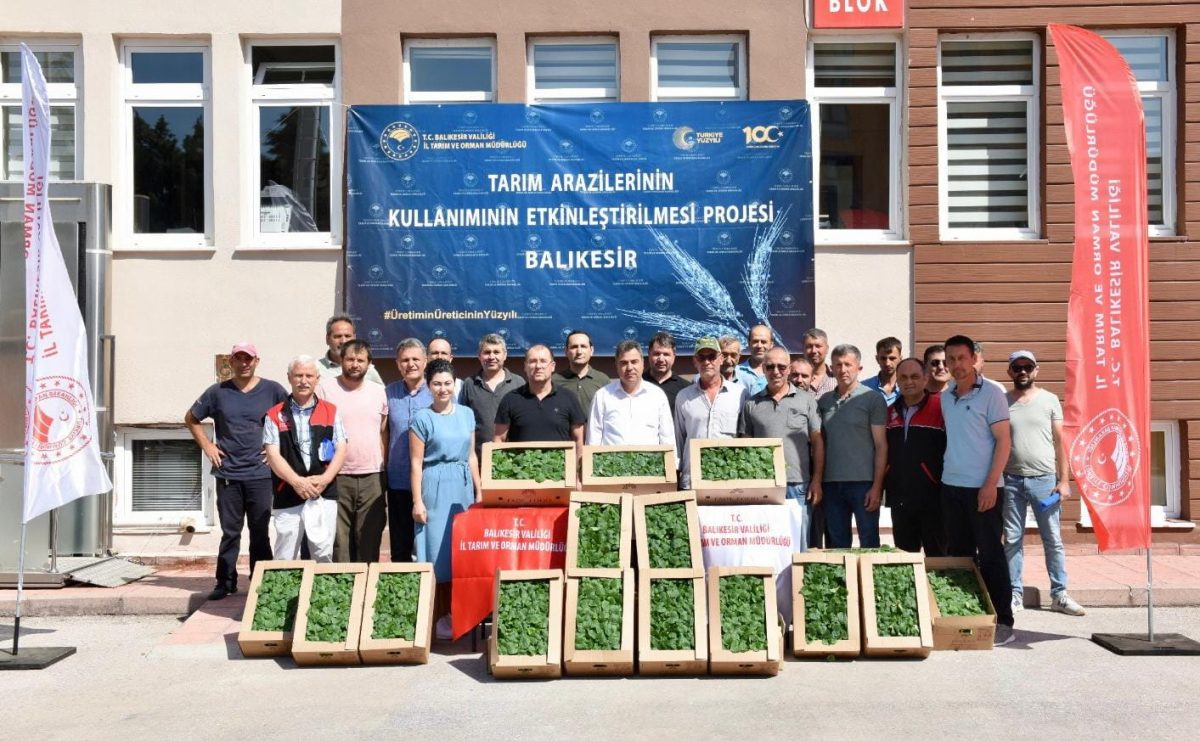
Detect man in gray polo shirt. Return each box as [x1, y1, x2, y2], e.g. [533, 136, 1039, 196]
[1003, 350, 1084, 617]
[459, 333, 525, 459]
[817, 344, 887, 548]
[740, 347, 823, 549]
[940, 334, 1015, 645]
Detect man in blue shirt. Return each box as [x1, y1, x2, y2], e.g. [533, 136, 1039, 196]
[940, 334, 1015, 645]
[385, 338, 431, 562]
[185, 341, 287, 601]
[862, 336, 902, 406]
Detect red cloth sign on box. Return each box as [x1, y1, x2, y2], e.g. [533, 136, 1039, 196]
[450, 505, 567, 639]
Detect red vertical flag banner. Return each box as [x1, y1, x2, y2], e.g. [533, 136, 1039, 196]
[1050, 24, 1151, 551]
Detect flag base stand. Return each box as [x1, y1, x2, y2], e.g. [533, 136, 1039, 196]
[0, 646, 76, 670]
[1091, 633, 1200, 657]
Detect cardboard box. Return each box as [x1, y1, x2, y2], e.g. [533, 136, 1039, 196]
[291, 562, 369, 666]
[707, 566, 783, 676]
[924, 556, 997, 651]
[580, 444, 678, 495]
[689, 438, 787, 505]
[791, 552, 862, 659]
[237, 560, 309, 658]
[563, 570, 635, 676]
[489, 569, 564, 679]
[859, 553, 934, 658]
[481, 441, 577, 506]
[565, 491, 633, 577]
[637, 572, 708, 675]
[357, 562, 436, 664]
[632, 491, 704, 578]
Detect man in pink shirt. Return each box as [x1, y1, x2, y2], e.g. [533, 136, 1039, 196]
[317, 339, 389, 562]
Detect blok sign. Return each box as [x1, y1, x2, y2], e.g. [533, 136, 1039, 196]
[345, 101, 814, 356]
[812, 0, 905, 28]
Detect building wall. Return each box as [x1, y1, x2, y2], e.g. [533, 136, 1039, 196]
[3, 1, 344, 424]
[907, 1, 1200, 532]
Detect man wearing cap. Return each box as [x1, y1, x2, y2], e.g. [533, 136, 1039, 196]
[185, 342, 288, 600]
[674, 337, 748, 489]
[941, 334, 1015, 645]
[1003, 350, 1085, 617]
[318, 314, 384, 385]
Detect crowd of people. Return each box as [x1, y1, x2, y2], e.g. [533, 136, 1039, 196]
[186, 314, 1085, 644]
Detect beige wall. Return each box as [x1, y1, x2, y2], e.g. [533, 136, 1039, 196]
[3, 1, 343, 424]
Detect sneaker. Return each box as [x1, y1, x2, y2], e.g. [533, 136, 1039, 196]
[1011, 593, 1024, 614]
[436, 614, 454, 641]
[1052, 593, 1086, 616]
[994, 624, 1015, 647]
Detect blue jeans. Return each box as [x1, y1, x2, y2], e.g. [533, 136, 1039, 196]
[823, 481, 880, 549]
[787, 483, 811, 552]
[1003, 473, 1068, 598]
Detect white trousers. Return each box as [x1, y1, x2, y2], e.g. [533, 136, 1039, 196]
[272, 498, 337, 562]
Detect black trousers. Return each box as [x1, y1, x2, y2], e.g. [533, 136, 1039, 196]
[941, 484, 1014, 627]
[808, 500, 826, 550]
[215, 477, 273, 589]
[386, 488, 415, 563]
[890, 490, 947, 557]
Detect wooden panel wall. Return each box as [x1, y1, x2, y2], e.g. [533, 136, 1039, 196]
[907, 2, 1200, 525]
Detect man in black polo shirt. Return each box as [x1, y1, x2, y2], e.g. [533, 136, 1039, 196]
[642, 330, 691, 416]
[494, 344, 585, 458]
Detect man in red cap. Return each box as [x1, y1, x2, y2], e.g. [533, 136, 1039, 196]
[185, 342, 287, 600]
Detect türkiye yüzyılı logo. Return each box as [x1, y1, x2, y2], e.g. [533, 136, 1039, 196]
[380, 121, 420, 161]
[1070, 408, 1139, 507]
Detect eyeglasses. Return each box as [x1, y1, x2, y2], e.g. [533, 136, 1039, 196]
[1011, 364, 1036, 373]
[927, 359, 947, 367]
[763, 363, 789, 372]
[696, 353, 719, 364]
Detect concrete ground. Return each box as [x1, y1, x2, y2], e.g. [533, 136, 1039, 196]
[2, 607, 1198, 740]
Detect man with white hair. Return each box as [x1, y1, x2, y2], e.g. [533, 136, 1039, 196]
[264, 355, 348, 561]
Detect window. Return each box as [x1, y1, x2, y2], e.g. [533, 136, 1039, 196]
[122, 43, 211, 247]
[0, 44, 80, 180]
[527, 37, 619, 102]
[651, 35, 746, 101]
[404, 39, 495, 103]
[249, 43, 338, 245]
[1101, 31, 1175, 235]
[938, 35, 1040, 239]
[113, 428, 213, 529]
[809, 39, 902, 241]
[1077, 421, 1182, 527]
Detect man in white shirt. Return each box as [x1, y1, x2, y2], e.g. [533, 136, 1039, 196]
[587, 340, 674, 446]
[674, 336, 748, 489]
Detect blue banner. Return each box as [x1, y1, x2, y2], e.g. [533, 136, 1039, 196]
[346, 101, 813, 356]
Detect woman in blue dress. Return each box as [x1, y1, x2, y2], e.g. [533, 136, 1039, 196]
[409, 358, 480, 639]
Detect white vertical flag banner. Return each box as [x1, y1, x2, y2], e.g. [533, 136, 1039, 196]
[22, 44, 112, 524]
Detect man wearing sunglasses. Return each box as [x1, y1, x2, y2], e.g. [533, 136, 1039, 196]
[740, 347, 824, 549]
[674, 336, 748, 489]
[923, 344, 951, 394]
[1003, 350, 1085, 617]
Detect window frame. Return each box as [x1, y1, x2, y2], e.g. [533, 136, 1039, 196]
[937, 32, 1041, 241]
[113, 426, 215, 530]
[403, 37, 496, 104]
[1099, 29, 1176, 237]
[650, 33, 747, 102]
[526, 35, 620, 103]
[245, 39, 341, 249]
[119, 41, 213, 250]
[0, 40, 82, 181]
[807, 34, 905, 243]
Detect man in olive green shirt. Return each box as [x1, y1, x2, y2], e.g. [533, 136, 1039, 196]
[553, 329, 610, 423]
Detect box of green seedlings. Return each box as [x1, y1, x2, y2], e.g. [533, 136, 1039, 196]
[791, 552, 862, 659]
[358, 562, 436, 664]
[291, 562, 369, 666]
[482, 441, 577, 506]
[690, 438, 787, 505]
[566, 491, 633, 577]
[637, 572, 708, 676]
[563, 570, 635, 676]
[924, 556, 997, 651]
[580, 444, 677, 495]
[238, 561, 308, 658]
[489, 569, 565, 679]
[707, 566, 783, 675]
[859, 552, 933, 658]
[633, 491, 704, 578]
